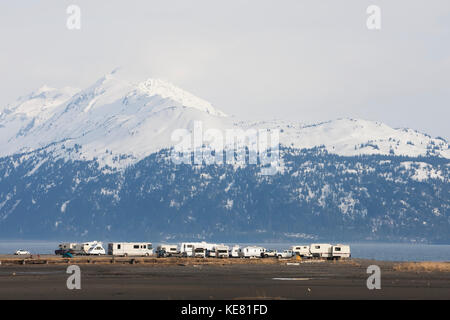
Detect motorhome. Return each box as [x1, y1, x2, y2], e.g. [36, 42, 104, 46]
[331, 244, 351, 259]
[205, 243, 218, 257]
[180, 242, 216, 257]
[215, 245, 230, 258]
[156, 244, 179, 257]
[310, 243, 333, 259]
[108, 242, 153, 256]
[180, 242, 207, 257]
[291, 245, 312, 258]
[193, 243, 207, 258]
[240, 246, 265, 258]
[229, 245, 241, 258]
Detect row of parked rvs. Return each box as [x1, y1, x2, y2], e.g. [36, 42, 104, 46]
[55, 241, 350, 260]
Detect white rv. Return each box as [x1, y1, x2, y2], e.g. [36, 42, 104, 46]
[291, 245, 312, 258]
[180, 242, 213, 257]
[193, 243, 207, 258]
[180, 242, 195, 257]
[215, 245, 230, 258]
[331, 244, 351, 259]
[204, 243, 218, 257]
[310, 243, 333, 259]
[108, 242, 153, 256]
[240, 246, 265, 258]
[180, 242, 206, 257]
[229, 245, 241, 258]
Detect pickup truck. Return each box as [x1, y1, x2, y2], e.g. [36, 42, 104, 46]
[277, 250, 294, 259]
[261, 250, 278, 258]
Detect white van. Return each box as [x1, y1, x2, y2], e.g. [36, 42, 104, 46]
[332, 244, 351, 259]
[240, 246, 265, 258]
[310, 243, 333, 259]
[108, 242, 153, 256]
[291, 245, 312, 258]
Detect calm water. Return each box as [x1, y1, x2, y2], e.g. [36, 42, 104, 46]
[1, 240, 449, 261]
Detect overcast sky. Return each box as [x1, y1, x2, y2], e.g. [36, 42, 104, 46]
[1, 1, 449, 138]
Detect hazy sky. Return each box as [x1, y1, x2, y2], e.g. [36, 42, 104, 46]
[1, 1, 449, 138]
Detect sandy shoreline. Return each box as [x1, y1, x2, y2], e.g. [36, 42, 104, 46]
[0, 257, 449, 299]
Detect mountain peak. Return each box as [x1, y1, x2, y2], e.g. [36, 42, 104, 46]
[136, 78, 227, 117]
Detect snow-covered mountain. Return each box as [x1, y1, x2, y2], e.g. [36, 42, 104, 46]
[1, 70, 448, 170]
[0, 71, 448, 242]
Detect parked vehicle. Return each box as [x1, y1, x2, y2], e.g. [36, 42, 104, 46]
[204, 243, 218, 257]
[193, 244, 207, 258]
[229, 245, 241, 258]
[291, 245, 312, 258]
[277, 250, 294, 259]
[180, 242, 195, 257]
[215, 245, 230, 258]
[261, 249, 278, 258]
[180, 242, 215, 257]
[156, 244, 179, 257]
[240, 246, 265, 258]
[331, 244, 351, 259]
[14, 249, 31, 255]
[310, 243, 333, 259]
[56, 241, 105, 256]
[87, 244, 106, 255]
[108, 242, 153, 256]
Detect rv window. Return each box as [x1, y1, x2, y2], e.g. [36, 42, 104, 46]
[117, 244, 121, 249]
[315, 246, 320, 249]
[133, 245, 139, 249]
[148, 244, 152, 249]
[335, 247, 341, 251]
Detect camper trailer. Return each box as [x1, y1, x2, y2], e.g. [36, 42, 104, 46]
[291, 245, 312, 258]
[310, 243, 333, 259]
[108, 242, 153, 256]
[156, 244, 179, 257]
[240, 246, 265, 258]
[215, 245, 230, 258]
[331, 244, 351, 259]
[229, 245, 241, 258]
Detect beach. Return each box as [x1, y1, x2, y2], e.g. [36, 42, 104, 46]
[0, 256, 449, 299]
